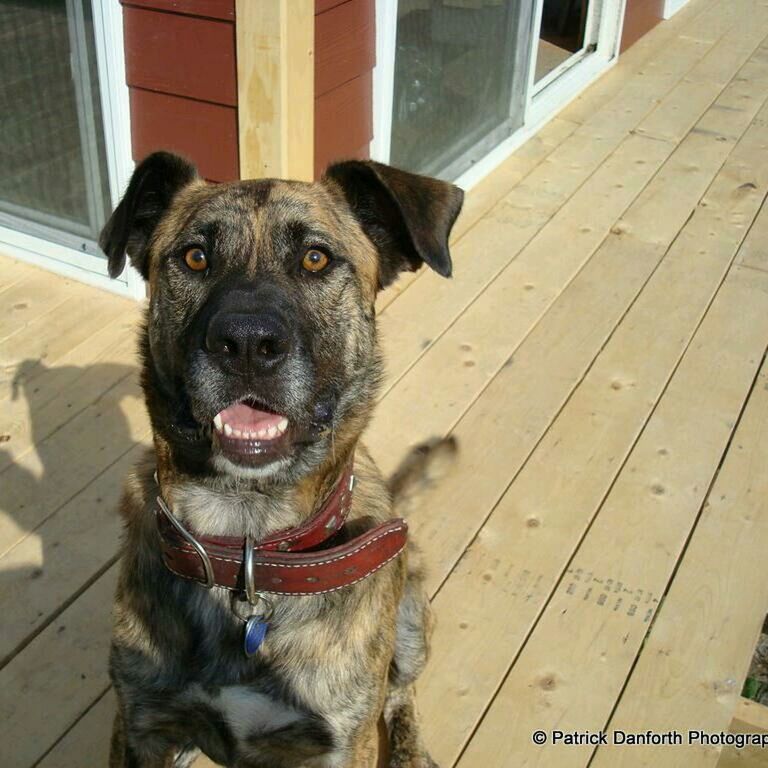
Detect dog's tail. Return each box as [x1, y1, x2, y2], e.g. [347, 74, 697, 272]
[387, 436, 458, 518]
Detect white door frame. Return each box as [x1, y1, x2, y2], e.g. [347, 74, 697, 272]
[0, 0, 142, 300]
[526, 0, 625, 126]
[371, 0, 626, 191]
[370, 0, 398, 165]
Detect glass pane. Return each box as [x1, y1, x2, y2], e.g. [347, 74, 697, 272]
[0, 0, 111, 246]
[535, 0, 591, 83]
[390, 0, 530, 180]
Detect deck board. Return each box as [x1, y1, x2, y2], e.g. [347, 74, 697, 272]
[454, 263, 768, 768]
[0, 567, 117, 767]
[3, 1, 768, 765]
[589, 357, 768, 764]
[0, 374, 147, 555]
[0, 258, 36, 296]
[0, 271, 82, 343]
[0, 330, 139, 472]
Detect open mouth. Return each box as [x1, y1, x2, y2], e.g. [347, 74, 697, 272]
[213, 398, 292, 465]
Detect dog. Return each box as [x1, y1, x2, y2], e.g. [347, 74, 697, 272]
[100, 151, 463, 767]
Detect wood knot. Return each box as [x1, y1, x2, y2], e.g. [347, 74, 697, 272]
[539, 674, 557, 691]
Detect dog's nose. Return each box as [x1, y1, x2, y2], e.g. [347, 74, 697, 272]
[206, 311, 292, 372]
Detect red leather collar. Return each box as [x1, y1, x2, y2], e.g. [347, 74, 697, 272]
[155, 464, 408, 596]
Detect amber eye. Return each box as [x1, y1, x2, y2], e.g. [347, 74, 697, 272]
[183, 247, 208, 272]
[301, 248, 330, 273]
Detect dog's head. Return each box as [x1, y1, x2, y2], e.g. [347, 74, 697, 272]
[101, 152, 463, 483]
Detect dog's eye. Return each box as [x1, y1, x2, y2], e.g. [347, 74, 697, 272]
[301, 249, 330, 273]
[183, 248, 208, 272]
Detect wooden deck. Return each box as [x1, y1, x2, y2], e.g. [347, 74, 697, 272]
[3, 0, 768, 764]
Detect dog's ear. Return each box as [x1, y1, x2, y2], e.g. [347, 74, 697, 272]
[323, 160, 464, 289]
[100, 151, 198, 280]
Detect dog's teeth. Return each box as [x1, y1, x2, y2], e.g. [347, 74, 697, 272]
[258, 428, 269, 439]
[232, 429, 242, 438]
[267, 426, 278, 438]
[277, 418, 288, 433]
[213, 414, 223, 431]
[223, 423, 233, 437]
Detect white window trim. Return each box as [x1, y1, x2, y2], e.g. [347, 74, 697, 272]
[371, 0, 627, 193]
[0, 0, 143, 300]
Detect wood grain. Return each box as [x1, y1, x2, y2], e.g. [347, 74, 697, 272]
[236, 0, 314, 181]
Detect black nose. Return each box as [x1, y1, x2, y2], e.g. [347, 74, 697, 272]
[206, 311, 292, 372]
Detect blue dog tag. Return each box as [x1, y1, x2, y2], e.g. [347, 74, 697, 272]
[244, 617, 269, 656]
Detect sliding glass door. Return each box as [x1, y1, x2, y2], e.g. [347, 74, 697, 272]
[0, 0, 135, 295]
[389, 0, 535, 180]
[0, 0, 111, 247]
[380, 0, 621, 182]
[533, 0, 603, 91]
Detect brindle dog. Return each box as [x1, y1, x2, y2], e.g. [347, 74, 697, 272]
[100, 152, 463, 768]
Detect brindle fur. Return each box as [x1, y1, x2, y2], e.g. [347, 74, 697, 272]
[101, 152, 463, 767]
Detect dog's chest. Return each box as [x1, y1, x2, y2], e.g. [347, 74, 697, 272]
[181, 681, 333, 764]
[190, 682, 304, 735]
[169, 631, 370, 767]
[165, 595, 379, 764]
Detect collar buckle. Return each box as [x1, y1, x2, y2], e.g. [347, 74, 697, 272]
[156, 495, 215, 588]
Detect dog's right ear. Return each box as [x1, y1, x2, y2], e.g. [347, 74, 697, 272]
[100, 151, 198, 279]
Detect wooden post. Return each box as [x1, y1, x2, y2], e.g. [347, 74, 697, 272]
[235, 0, 314, 181]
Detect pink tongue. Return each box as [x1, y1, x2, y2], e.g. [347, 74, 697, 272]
[217, 402, 283, 432]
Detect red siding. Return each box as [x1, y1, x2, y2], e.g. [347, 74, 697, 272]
[621, 0, 665, 52]
[130, 89, 239, 181]
[124, 7, 237, 106]
[124, 0, 234, 20]
[121, 0, 238, 180]
[314, 0, 375, 178]
[315, 0, 375, 97]
[316, 0, 349, 13]
[314, 72, 373, 179]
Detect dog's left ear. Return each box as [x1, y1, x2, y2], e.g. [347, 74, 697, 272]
[323, 160, 464, 289]
[100, 151, 199, 280]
